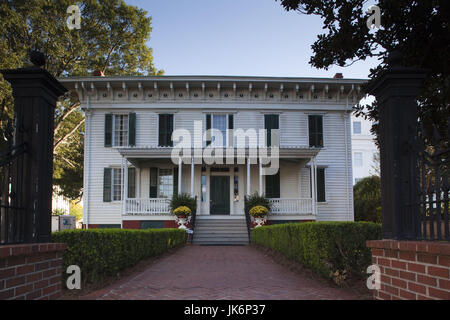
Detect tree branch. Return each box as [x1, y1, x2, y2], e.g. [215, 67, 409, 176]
[53, 118, 85, 151]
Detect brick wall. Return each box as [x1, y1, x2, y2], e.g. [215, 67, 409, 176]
[0, 243, 66, 300]
[367, 240, 450, 300]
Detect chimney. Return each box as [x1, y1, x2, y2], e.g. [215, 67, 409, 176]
[333, 73, 343, 79]
[93, 70, 105, 77]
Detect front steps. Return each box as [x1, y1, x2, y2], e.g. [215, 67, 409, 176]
[192, 217, 250, 245]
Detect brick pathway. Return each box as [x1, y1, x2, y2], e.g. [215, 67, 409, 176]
[82, 245, 361, 300]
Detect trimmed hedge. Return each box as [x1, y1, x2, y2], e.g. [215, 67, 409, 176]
[251, 222, 381, 281]
[52, 228, 186, 284]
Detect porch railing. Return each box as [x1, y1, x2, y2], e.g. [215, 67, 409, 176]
[268, 198, 313, 215]
[125, 198, 170, 215]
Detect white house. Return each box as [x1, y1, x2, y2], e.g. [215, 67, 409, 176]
[351, 114, 379, 185]
[60, 75, 365, 243]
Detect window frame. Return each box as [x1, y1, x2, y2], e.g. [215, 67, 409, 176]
[158, 114, 175, 147]
[353, 121, 362, 135]
[308, 115, 324, 148]
[206, 113, 234, 147]
[112, 114, 129, 147]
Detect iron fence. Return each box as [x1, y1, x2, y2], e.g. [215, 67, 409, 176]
[416, 121, 450, 241]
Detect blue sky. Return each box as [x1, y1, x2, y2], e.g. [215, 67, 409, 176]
[126, 0, 379, 79]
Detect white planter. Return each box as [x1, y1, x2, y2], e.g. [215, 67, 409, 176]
[254, 217, 267, 228]
[176, 216, 190, 229]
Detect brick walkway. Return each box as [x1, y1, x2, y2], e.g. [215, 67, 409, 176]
[83, 245, 361, 300]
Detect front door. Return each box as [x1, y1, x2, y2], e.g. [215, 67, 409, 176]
[210, 176, 230, 215]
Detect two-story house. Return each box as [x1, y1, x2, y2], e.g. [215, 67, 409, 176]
[60, 75, 365, 243]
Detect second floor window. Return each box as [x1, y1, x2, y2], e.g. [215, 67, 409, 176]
[353, 121, 362, 134]
[159, 114, 174, 147]
[104, 113, 136, 147]
[264, 114, 279, 147]
[206, 114, 234, 147]
[309, 115, 324, 148]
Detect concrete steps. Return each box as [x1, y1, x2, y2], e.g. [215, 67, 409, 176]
[193, 218, 250, 245]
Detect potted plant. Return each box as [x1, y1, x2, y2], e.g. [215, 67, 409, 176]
[244, 193, 272, 227]
[249, 205, 269, 227]
[169, 193, 197, 229]
[173, 206, 191, 229]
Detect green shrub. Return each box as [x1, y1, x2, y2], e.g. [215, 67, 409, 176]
[244, 193, 272, 214]
[52, 228, 186, 284]
[354, 176, 382, 223]
[251, 222, 381, 282]
[169, 193, 197, 214]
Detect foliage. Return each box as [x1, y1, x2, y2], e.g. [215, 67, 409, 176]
[52, 208, 67, 216]
[244, 193, 272, 215]
[173, 206, 192, 217]
[354, 176, 382, 223]
[52, 228, 186, 284]
[276, 0, 450, 149]
[169, 193, 197, 214]
[69, 200, 83, 222]
[249, 205, 269, 218]
[0, 0, 163, 200]
[251, 222, 382, 283]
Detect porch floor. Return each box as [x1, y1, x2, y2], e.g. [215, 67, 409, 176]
[81, 245, 363, 300]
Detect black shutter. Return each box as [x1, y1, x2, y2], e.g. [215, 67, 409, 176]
[228, 114, 234, 147]
[103, 168, 112, 202]
[105, 114, 112, 147]
[159, 114, 174, 147]
[265, 115, 279, 147]
[206, 114, 212, 146]
[265, 170, 280, 198]
[309, 115, 323, 148]
[128, 113, 136, 147]
[149, 167, 158, 198]
[173, 167, 178, 196]
[317, 168, 326, 202]
[128, 168, 136, 198]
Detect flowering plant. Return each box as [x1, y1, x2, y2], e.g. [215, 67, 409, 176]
[173, 206, 191, 217]
[249, 205, 269, 218]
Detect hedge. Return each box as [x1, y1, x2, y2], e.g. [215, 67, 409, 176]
[52, 228, 186, 284]
[251, 222, 381, 281]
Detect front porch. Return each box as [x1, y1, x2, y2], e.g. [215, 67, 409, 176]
[118, 147, 321, 221]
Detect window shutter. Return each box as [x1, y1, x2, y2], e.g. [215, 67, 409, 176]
[103, 168, 112, 202]
[128, 113, 136, 147]
[317, 168, 326, 202]
[206, 114, 212, 146]
[173, 167, 179, 196]
[159, 114, 174, 147]
[105, 114, 113, 147]
[149, 168, 158, 198]
[265, 115, 279, 147]
[167, 114, 174, 147]
[309, 115, 323, 148]
[128, 168, 136, 198]
[228, 114, 234, 147]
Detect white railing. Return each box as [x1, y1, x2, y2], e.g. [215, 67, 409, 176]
[268, 198, 313, 215]
[125, 198, 171, 215]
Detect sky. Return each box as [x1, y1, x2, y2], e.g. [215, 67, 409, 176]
[125, 0, 380, 79]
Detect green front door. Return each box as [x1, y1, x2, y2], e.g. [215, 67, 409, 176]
[210, 176, 230, 215]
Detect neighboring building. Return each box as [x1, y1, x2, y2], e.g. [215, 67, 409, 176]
[52, 188, 70, 214]
[61, 75, 365, 237]
[351, 114, 379, 185]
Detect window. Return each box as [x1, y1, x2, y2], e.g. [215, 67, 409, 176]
[264, 114, 279, 147]
[234, 174, 239, 201]
[150, 168, 176, 198]
[354, 152, 363, 167]
[206, 114, 234, 147]
[159, 114, 174, 147]
[309, 115, 324, 148]
[158, 169, 174, 198]
[311, 168, 326, 203]
[104, 113, 136, 147]
[128, 168, 136, 198]
[265, 170, 280, 198]
[353, 121, 362, 134]
[201, 175, 207, 202]
[103, 168, 121, 202]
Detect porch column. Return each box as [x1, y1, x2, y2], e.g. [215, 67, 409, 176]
[247, 157, 251, 195]
[190, 156, 195, 197]
[122, 157, 128, 221]
[178, 157, 182, 195]
[259, 159, 263, 196]
[311, 157, 316, 216]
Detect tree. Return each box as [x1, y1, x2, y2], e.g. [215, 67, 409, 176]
[276, 0, 449, 149]
[353, 176, 382, 223]
[0, 0, 163, 200]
